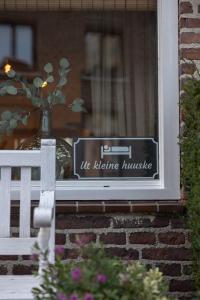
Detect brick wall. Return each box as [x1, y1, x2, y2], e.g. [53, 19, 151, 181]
[0, 1, 200, 300]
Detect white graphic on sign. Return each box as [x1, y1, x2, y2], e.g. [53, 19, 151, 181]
[101, 145, 132, 159]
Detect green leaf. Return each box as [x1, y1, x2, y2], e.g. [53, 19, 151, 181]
[22, 115, 28, 126]
[73, 98, 84, 105]
[31, 97, 43, 107]
[44, 63, 53, 73]
[25, 88, 32, 98]
[57, 77, 67, 87]
[9, 119, 17, 129]
[59, 58, 70, 68]
[7, 69, 16, 78]
[46, 75, 54, 83]
[33, 77, 43, 88]
[71, 98, 87, 112]
[71, 103, 86, 113]
[1, 111, 12, 121]
[6, 85, 18, 95]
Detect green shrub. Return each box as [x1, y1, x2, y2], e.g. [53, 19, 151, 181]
[32, 243, 170, 300]
[181, 70, 200, 292]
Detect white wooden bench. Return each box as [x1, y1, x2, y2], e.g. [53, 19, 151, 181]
[0, 139, 56, 300]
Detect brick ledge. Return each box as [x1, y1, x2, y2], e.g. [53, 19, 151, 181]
[55, 200, 185, 214]
[11, 200, 185, 214]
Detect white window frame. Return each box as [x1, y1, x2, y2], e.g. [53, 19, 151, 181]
[10, 0, 180, 201]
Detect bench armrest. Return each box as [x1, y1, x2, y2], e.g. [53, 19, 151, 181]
[33, 191, 55, 228]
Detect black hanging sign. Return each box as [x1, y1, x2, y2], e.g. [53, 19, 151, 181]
[73, 138, 158, 179]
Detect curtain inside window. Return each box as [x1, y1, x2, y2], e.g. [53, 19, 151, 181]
[0, 0, 156, 11]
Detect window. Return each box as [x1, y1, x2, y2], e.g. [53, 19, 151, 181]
[0, 24, 33, 67]
[0, 0, 179, 200]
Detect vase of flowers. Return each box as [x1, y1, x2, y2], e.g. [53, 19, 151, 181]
[0, 58, 86, 179]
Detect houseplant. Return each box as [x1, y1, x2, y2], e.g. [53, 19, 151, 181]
[32, 242, 170, 300]
[0, 58, 86, 178]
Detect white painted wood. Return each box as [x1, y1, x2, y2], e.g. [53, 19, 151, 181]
[0, 151, 41, 166]
[0, 139, 56, 298]
[38, 228, 51, 276]
[0, 167, 11, 237]
[0, 275, 38, 300]
[0, 238, 37, 255]
[20, 167, 31, 237]
[34, 191, 54, 228]
[41, 139, 56, 191]
[157, 0, 180, 199]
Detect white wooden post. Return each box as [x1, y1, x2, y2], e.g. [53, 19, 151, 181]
[34, 139, 56, 275]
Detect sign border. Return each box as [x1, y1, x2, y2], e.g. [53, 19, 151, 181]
[73, 137, 159, 180]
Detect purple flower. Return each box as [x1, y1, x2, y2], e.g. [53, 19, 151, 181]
[55, 246, 65, 256]
[56, 293, 68, 300]
[71, 268, 81, 281]
[84, 293, 94, 300]
[96, 273, 107, 284]
[69, 294, 79, 300]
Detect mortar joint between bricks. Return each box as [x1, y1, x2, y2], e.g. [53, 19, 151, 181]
[180, 43, 200, 48]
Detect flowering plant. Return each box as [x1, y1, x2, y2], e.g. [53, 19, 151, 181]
[32, 243, 170, 300]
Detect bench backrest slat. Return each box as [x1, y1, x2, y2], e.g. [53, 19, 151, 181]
[0, 151, 41, 166]
[0, 167, 11, 237]
[20, 167, 31, 238]
[0, 139, 56, 255]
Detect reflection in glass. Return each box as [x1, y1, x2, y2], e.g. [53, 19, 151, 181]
[0, 25, 12, 64]
[0, 6, 158, 180]
[16, 26, 33, 65]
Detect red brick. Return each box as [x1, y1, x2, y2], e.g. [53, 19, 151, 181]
[171, 218, 187, 229]
[55, 233, 66, 245]
[56, 202, 76, 214]
[105, 201, 131, 213]
[183, 264, 193, 276]
[158, 232, 185, 245]
[142, 248, 192, 261]
[69, 233, 96, 244]
[131, 204, 157, 213]
[169, 279, 194, 292]
[181, 32, 200, 44]
[56, 215, 111, 229]
[12, 264, 37, 275]
[152, 216, 170, 227]
[113, 216, 169, 229]
[181, 48, 200, 60]
[180, 63, 196, 75]
[180, 2, 193, 14]
[113, 217, 152, 228]
[105, 248, 139, 260]
[180, 18, 200, 28]
[78, 202, 104, 214]
[129, 232, 156, 245]
[0, 255, 18, 261]
[156, 263, 181, 276]
[0, 265, 7, 275]
[100, 233, 126, 245]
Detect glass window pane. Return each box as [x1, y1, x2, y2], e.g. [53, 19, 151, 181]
[15, 25, 33, 65]
[0, 6, 158, 181]
[0, 25, 12, 65]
